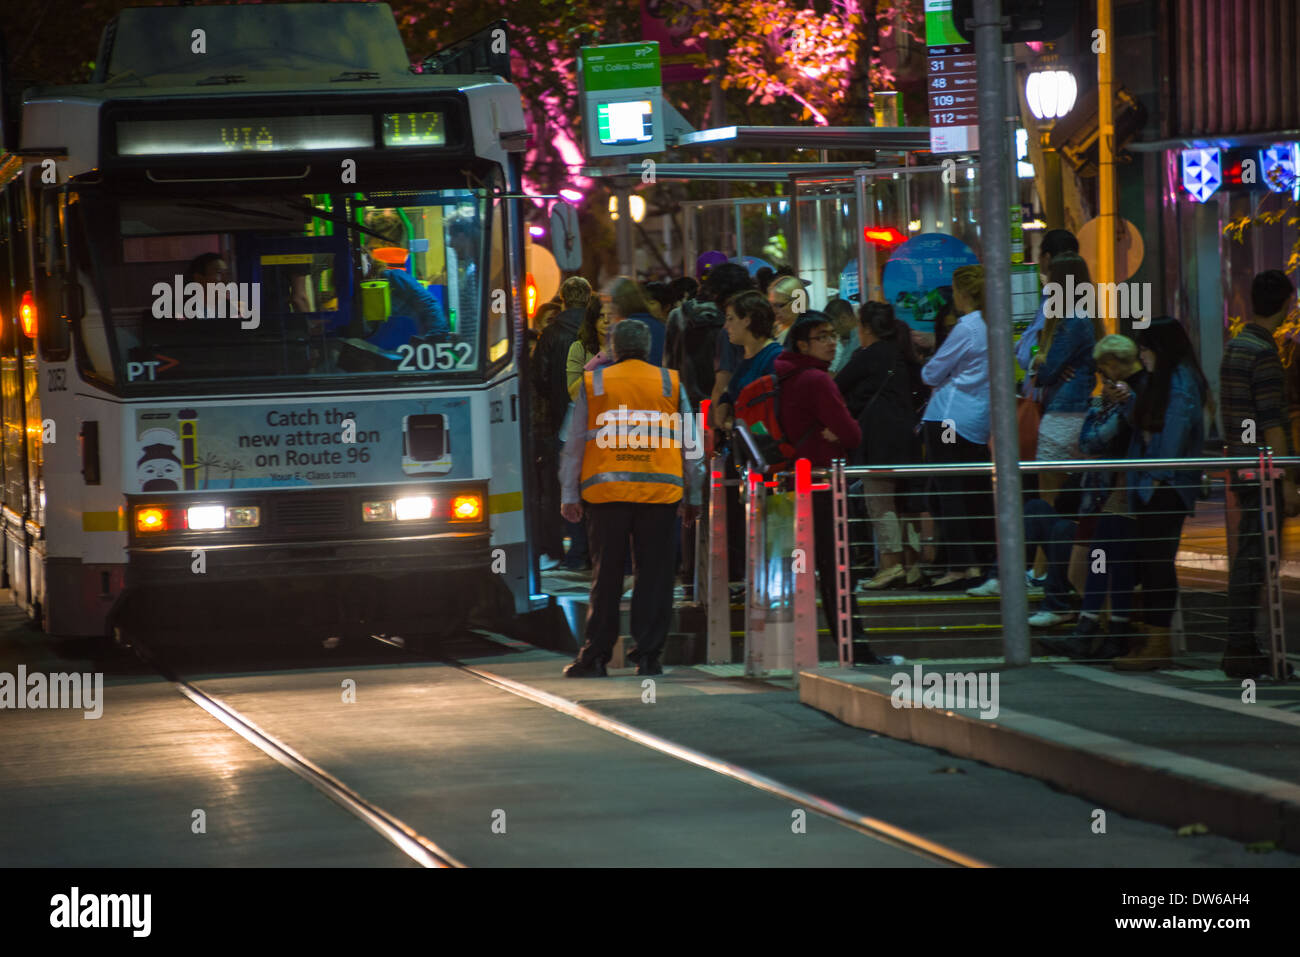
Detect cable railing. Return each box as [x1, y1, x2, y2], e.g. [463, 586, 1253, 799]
[697, 435, 1295, 682]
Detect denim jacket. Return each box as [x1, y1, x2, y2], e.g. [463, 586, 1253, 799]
[1033, 314, 1097, 413]
[1076, 392, 1134, 513]
[1124, 363, 1205, 512]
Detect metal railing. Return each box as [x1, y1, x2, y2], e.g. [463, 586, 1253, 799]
[699, 447, 1296, 680]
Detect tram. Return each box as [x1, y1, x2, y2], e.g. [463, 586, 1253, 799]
[0, 3, 540, 639]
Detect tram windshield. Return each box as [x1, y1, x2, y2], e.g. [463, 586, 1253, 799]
[75, 187, 508, 387]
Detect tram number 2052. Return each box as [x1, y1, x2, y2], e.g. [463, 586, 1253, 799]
[397, 342, 474, 371]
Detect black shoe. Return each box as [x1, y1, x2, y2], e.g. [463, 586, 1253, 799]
[1040, 616, 1099, 659]
[563, 658, 608, 678]
[1093, 635, 1129, 660]
[1221, 647, 1294, 679]
[636, 658, 663, 676]
[852, 640, 888, 665]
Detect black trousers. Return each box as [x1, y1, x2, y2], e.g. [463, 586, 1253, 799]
[577, 501, 678, 664]
[814, 489, 864, 642]
[535, 440, 564, 560]
[1226, 480, 1283, 650]
[1112, 486, 1188, 628]
[923, 421, 994, 572]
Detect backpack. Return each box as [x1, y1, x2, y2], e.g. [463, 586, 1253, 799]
[671, 300, 723, 406]
[734, 368, 816, 474]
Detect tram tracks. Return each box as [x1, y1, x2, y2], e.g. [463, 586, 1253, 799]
[128, 636, 462, 868]
[125, 630, 986, 868]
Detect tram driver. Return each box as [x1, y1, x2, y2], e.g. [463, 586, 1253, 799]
[361, 209, 449, 340]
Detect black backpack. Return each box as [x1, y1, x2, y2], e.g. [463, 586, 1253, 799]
[673, 300, 723, 406]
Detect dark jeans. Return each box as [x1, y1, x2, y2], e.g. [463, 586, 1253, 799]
[1226, 480, 1281, 650]
[923, 421, 994, 572]
[1024, 498, 1076, 612]
[814, 488, 864, 641]
[1081, 514, 1137, 619]
[577, 501, 678, 664]
[1110, 486, 1188, 628]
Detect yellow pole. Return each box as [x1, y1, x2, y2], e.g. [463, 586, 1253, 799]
[1097, 0, 1116, 334]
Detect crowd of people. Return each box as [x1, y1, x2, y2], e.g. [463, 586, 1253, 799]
[529, 234, 1299, 680]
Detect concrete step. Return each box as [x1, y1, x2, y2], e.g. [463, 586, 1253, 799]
[798, 663, 1300, 854]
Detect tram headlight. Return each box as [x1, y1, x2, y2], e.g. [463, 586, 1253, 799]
[450, 494, 482, 522]
[362, 500, 395, 522]
[187, 505, 226, 530]
[394, 496, 434, 521]
[226, 506, 260, 528]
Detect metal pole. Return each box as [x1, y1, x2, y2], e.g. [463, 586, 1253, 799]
[615, 185, 633, 276]
[706, 452, 730, 663]
[833, 459, 853, 666]
[855, 169, 871, 306]
[1097, 0, 1117, 334]
[1005, 43, 1018, 201]
[793, 459, 818, 672]
[1260, 447, 1287, 680]
[744, 470, 767, 675]
[974, 0, 1030, 667]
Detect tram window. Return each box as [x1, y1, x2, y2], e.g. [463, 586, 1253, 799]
[37, 194, 71, 362]
[486, 200, 509, 366]
[82, 188, 491, 384]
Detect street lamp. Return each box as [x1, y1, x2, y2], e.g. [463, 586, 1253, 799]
[1024, 64, 1077, 231]
[1025, 69, 1077, 121]
[608, 194, 646, 223]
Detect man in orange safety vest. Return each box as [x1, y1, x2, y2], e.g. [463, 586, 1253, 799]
[559, 319, 704, 677]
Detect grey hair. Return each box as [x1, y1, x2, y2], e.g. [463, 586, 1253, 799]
[612, 318, 651, 361]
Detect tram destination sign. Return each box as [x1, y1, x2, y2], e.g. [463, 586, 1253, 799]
[925, 0, 979, 154]
[116, 114, 376, 156]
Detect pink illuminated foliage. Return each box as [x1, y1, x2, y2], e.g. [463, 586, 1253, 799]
[658, 0, 923, 126]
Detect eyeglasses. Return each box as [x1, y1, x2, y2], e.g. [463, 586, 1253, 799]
[809, 333, 838, 343]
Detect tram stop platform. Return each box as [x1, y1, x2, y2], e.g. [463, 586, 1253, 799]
[799, 656, 1300, 854]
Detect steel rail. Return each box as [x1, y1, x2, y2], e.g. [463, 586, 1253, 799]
[132, 638, 464, 869]
[452, 646, 988, 869]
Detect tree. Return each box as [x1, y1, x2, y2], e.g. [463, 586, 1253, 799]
[658, 0, 923, 127]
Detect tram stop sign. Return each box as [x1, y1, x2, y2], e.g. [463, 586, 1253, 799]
[550, 201, 582, 271]
[578, 42, 665, 158]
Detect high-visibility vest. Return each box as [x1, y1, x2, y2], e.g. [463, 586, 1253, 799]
[581, 360, 685, 504]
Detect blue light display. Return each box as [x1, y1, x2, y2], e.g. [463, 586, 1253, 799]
[1181, 148, 1222, 203]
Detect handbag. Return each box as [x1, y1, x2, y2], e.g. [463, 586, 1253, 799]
[1015, 395, 1043, 461]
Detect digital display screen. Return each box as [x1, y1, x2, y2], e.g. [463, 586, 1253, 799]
[597, 100, 653, 145]
[116, 115, 374, 156]
[382, 112, 447, 148]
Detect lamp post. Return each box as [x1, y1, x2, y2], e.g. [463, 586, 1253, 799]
[1025, 62, 1077, 232]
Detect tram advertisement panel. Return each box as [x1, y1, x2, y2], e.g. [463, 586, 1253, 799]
[130, 398, 472, 492]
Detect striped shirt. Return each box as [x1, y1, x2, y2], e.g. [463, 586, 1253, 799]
[1219, 323, 1290, 458]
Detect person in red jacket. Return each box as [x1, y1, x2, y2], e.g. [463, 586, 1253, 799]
[778, 313, 886, 664]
